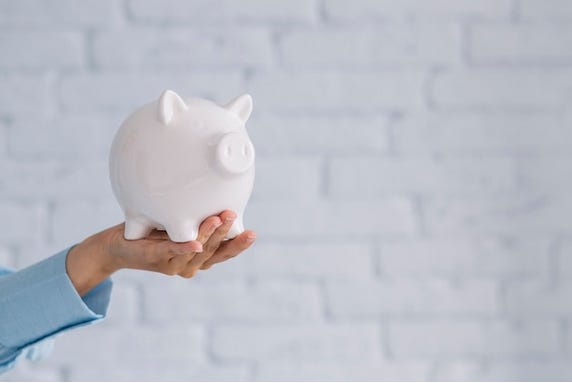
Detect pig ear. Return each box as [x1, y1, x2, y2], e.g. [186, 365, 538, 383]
[158, 89, 188, 125]
[225, 94, 253, 123]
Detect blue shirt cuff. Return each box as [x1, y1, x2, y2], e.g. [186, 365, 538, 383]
[0, 246, 112, 349]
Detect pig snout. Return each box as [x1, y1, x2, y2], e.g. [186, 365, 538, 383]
[215, 132, 255, 174]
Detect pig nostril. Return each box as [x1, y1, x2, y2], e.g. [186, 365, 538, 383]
[226, 146, 232, 156]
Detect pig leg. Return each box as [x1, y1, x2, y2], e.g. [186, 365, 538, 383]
[124, 216, 153, 240]
[165, 220, 199, 243]
[226, 217, 245, 239]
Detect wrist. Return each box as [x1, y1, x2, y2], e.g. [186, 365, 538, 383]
[66, 232, 119, 296]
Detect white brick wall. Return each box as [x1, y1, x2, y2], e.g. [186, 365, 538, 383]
[249, 72, 426, 111]
[250, 115, 390, 155]
[391, 112, 571, 155]
[470, 25, 572, 64]
[327, 279, 498, 319]
[125, 0, 318, 25]
[323, 0, 513, 22]
[433, 70, 572, 110]
[0, 0, 570, 380]
[0, 0, 121, 27]
[519, 0, 572, 22]
[93, 28, 275, 70]
[0, 31, 84, 70]
[280, 25, 463, 68]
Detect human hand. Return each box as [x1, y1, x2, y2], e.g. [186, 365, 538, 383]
[66, 210, 256, 296]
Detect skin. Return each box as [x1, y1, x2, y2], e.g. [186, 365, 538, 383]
[65, 210, 256, 296]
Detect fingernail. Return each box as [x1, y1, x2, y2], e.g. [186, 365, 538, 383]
[246, 234, 256, 241]
[225, 216, 236, 223]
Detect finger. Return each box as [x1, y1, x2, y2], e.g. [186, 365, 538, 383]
[131, 240, 172, 272]
[196, 216, 223, 244]
[144, 238, 199, 275]
[167, 239, 203, 255]
[182, 214, 232, 274]
[201, 230, 256, 270]
[181, 244, 217, 276]
[165, 252, 196, 275]
[202, 210, 237, 254]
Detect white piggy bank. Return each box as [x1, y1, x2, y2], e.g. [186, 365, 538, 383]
[109, 90, 255, 242]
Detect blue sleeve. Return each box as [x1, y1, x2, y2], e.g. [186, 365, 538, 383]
[0, 246, 113, 374]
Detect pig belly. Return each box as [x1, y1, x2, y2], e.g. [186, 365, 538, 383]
[122, 177, 251, 242]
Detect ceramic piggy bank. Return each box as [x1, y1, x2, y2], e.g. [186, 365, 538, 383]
[109, 90, 255, 242]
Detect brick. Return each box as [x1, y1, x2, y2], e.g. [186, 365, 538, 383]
[282, 25, 462, 68]
[248, 72, 425, 112]
[520, 0, 572, 22]
[249, 114, 389, 156]
[432, 70, 572, 110]
[0, 0, 120, 27]
[94, 28, 273, 70]
[505, 280, 572, 317]
[67, 361, 249, 381]
[0, 75, 51, 117]
[380, 236, 549, 278]
[390, 321, 481, 357]
[479, 360, 572, 381]
[143, 280, 323, 323]
[0, 31, 83, 70]
[423, 195, 572, 236]
[483, 320, 560, 357]
[436, 359, 572, 381]
[127, 0, 317, 24]
[0, 361, 62, 381]
[0, 160, 112, 202]
[327, 279, 498, 319]
[389, 320, 559, 357]
[0, 202, 45, 244]
[432, 360, 484, 381]
[329, 156, 518, 197]
[8, 114, 118, 159]
[51, 199, 124, 249]
[250, 156, 322, 201]
[208, 241, 374, 280]
[471, 25, 572, 64]
[212, 324, 382, 362]
[517, 156, 572, 198]
[324, 0, 512, 21]
[59, 73, 243, 113]
[256, 360, 430, 381]
[49, 324, 206, 366]
[392, 112, 570, 155]
[246, 198, 418, 238]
